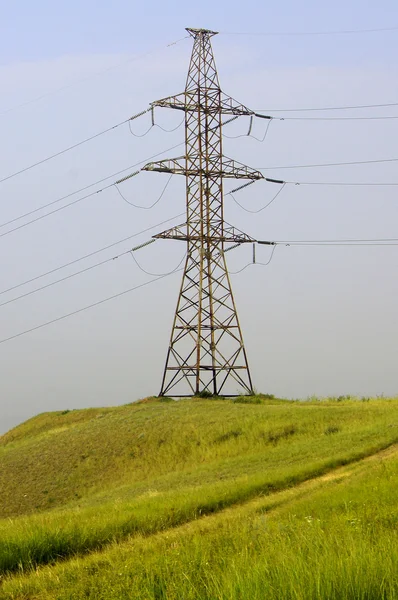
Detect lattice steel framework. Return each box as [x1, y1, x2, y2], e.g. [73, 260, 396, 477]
[142, 28, 265, 396]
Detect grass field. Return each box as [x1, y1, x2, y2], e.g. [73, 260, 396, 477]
[0, 396, 397, 599]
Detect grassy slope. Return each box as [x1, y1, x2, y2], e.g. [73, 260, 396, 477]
[0, 397, 397, 597]
[1, 442, 397, 599]
[1, 397, 397, 519]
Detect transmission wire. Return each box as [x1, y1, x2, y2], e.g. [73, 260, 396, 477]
[0, 142, 184, 238]
[128, 116, 185, 137]
[0, 271, 180, 347]
[229, 183, 286, 213]
[0, 36, 189, 117]
[254, 102, 398, 112]
[0, 110, 149, 186]
[115, 174, 173, 209]
[220, 25, 398, 37]
[129, 250, 187, 277]
[0, 212, 185, 297]
[229, 245, 277, 274]
[0, 250, 133, 309]
[257, 157, 398, 170]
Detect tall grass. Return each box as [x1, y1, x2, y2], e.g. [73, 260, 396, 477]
[0, 399, 397, 575]
[1, 450, 396, 599]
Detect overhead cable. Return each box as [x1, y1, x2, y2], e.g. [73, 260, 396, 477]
[279, 115, 398, 121]
[270, 238, 398, 246]
[115, 173, 173, 209]
[0, 242, 186, 310]
[257, 157, 398, 170]
[0, 142, 184, 238]
[0, 109, 150, 186]
[229, 245, 277, 274]
[254, 102, 398, 113]
[0, 212, 185, 297]
[229, 184, 286, 213]
[0, 271, 181, 347]
[129, 114, 185, 136]
[0, 36, 189, 117]
[224, 117, 274, 141]
[220, 25, 398, 37]
[129, 250, 187, 277]
[286, 180, 398, 186]
[0, 250, 133, 309]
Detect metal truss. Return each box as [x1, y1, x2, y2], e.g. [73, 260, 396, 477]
[142, 28, 263, 397]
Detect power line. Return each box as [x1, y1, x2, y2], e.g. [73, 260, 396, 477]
[280, 115, 398, 121]
[254, 102, 398, 113]
[115, 174, 173, 209]
[128, 116, 185, 137]
[0, 246, 187, 310]
[228, 177, 398, 215]
[0, 185, 115, 240]
[0, 212, 185, 297]
[271, 238, 398, 245]
[0, 164, 138, 230]
[129, 249, 186, 277]
[288, 180, 398, 186]
[0, 142, 184, 238]
[0, 109, 150, 186]
[220, 25, 398, 37]
[229, 184, 286, 213]
[0, 271, 180, 347]
[0, 36, 189, 118]
[1, 104, 223, 190]
[258, 157, 398, 170]
[230, 245, 277, 273]
[0, 250, 132, 309]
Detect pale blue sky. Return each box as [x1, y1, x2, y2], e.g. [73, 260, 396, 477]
[1, 1, 398, 433]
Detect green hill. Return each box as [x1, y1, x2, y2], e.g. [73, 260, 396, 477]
[0, 396, 397, 599]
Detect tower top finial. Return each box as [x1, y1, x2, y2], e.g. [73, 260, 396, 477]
[185, 28, 219, 38]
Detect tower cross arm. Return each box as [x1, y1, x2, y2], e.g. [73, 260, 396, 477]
[142, 157, 264, 180]
[153, 222, 256, 244]
[151, 92, 271, 119]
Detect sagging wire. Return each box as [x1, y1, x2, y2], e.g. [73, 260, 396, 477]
[223, 115, 274, 141]
[229, 182, 286, 213]
[250, 118, 273, 142]
[229, 244, 278, 274]
[129, 106, 185, 136]
[126, 108, 154, 137]
[129, 248, 187, 277]
[115, 173, 173, 210]
[155, 117, 185, 132]
[128, 120, 153, 138]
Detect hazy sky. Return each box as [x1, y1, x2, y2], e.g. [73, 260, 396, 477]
[1, 1, 397, 434]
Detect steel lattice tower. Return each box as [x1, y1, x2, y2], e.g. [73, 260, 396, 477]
[142, 28, 265, 397]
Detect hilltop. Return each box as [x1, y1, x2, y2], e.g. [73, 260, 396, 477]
[0, 395, 397, 599]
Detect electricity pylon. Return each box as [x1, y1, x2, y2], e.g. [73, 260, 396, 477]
[142, 28, 266, 397]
